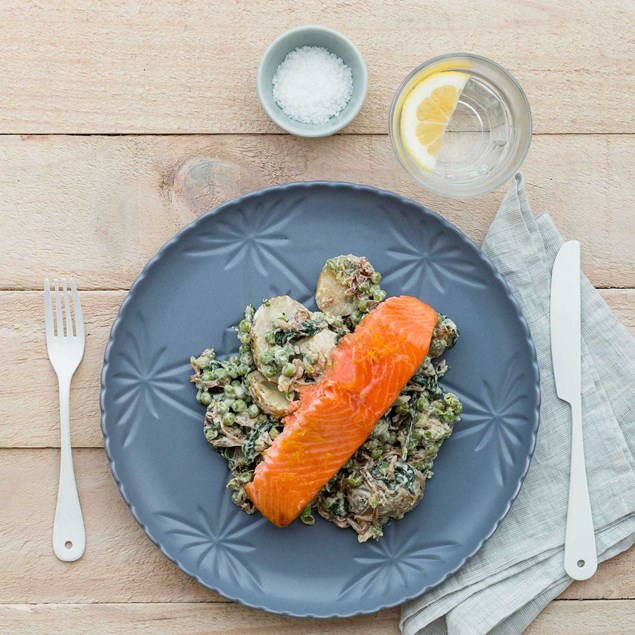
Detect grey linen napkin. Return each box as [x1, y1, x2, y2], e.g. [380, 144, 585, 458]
[401, 172, 635, 635]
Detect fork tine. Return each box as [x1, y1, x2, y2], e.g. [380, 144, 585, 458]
[54, 279, 64, 337]
[44, 279, 54, 339]
[70, 278, 84, 340]
[62, 278, 74, 337]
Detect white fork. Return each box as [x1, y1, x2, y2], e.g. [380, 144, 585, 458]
[44, 278, 86, 561]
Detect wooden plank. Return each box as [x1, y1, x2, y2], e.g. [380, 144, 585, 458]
[0, 600, 633, 634]
[0, 1, 633, 134]
[0, 449, 633, 604]
[1, 288, 632, 450]
[562, 547, 635, 601]
[527, 600, 635, 634]
[0, 449, 219, 603]
[0, 134, 633, 290]
[0, 603, 399, 634]
[0, 604, 398, 634]
[0, 292, 126, 449]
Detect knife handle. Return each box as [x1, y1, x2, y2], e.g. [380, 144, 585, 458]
[564, 398, 597, 580]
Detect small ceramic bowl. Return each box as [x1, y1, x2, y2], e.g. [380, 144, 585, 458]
[257, 26, 368, 137]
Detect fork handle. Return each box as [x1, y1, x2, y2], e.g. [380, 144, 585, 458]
[53, 375, 86, 561]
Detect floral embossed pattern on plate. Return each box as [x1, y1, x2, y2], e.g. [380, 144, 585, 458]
[101, 182, 540, 618]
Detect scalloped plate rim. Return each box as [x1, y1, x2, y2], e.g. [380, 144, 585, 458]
[100, 180, 541, 618]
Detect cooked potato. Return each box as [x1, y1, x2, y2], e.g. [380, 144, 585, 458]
[247, 370, 291, 418]
[296, 328, 338, 373]
[315, 266, 358, 316]
[251, 296, 308, 374]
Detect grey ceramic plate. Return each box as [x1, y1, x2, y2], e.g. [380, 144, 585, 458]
[101, 182, 540, 618]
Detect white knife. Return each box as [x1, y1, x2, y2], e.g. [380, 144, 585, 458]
[551, 240, 597, 580]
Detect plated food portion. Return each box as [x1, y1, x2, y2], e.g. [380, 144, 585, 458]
[190, 255, 462, 542]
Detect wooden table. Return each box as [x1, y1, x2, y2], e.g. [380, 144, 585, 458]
[1, 2, 633, 633]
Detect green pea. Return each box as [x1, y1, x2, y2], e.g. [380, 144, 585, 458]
[371, 447, 383, 460]
[233, 385, 245, 399]
[413, 428, 426, 441]
[373, 290, 387, 302]
[216, 401, 229, 415]
[247, 404, 259, 418]
[416, 397, 428, 412]
[196, 356, 211, 370]
[444, 393, 463, 413]
[236, 364, 248, 376]
[238, 332, 251, 344]
[223, 384, 236, 397]
[212, 368, 227, 381]
[358, 298, 368, 312]
[199, 391, 212, 406]
[347, 474, 363, 487]
[227, 368, 238, 379]
[203, 425, 218, 441]
[303, 362, 314, 375]
[275, 349, 289, 364]
[263, 365, 277, 379]
[269, 427, 279, 440]
[371, 271, 382, 284]
[396, 402, 409, 416]
[256, 413, 268, 424]
[282, 363, 296, 377]
[239, 319, 251, 333]
[222, 412, 236, 425]
[240, 353, 253, 366]
[380, 430, 396, 444]
[259, 350, 274, 364]
[264, 332, 276, 345]
[232, 399, 247, 413]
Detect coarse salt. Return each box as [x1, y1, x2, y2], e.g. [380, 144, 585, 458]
[272, 46, 354, 125]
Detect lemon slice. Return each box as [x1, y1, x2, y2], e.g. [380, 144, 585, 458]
[400, 71, 470, 171]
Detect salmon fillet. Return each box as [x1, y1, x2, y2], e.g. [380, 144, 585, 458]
[245, 296, 439, 527]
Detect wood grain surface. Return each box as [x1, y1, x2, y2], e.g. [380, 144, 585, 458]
[0, 0, 633, 134]
[0, 134, 633, 290]
[1, 601, 634, 634]
[1, 0, 634, 632]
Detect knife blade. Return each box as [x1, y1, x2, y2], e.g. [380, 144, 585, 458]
[550, 240, 597, 580]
